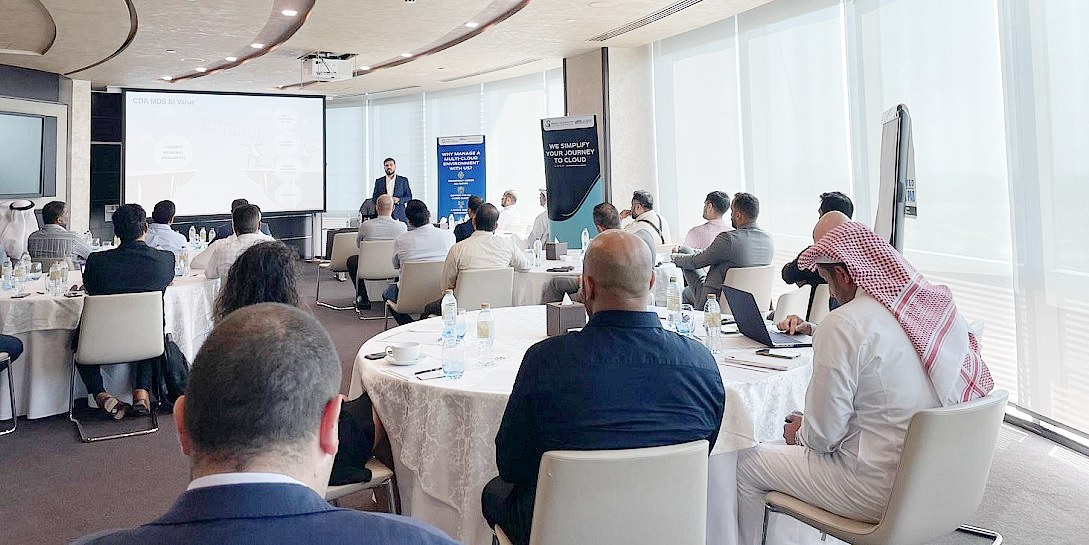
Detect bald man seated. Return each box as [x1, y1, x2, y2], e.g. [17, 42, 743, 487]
[482, 230, 726, 545]
[346, 194, 407, 310]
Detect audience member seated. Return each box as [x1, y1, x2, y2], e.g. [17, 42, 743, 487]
[540, 202, 650, 303]
[207, 198, 272, 243]
[682, 191, 732, 250]
[213, 241, 300, 323]
[70, 304, 458, 545]
[482, 230, 726, 545]
[780, 191, 855, 311]
[145, 200, 188, 255]
[79, 204, 175, 419]
[735, 220, 994, 545]
[196, 204, 274, 280]
[420, 203, 529, 318]
[621, 190, 673, 245]
[384, 200, 455, 325]
[346, 195, 408, 310]
[522, 188, 551, 249]
[672, 192, 773, 306]
[497, 190, 521, 231]
[454, 196, 484, 242]
[0, 199, 38, 259]
[27, 200, 91, 264]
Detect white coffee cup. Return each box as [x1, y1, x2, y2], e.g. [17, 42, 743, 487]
[385, 342, 421, 362]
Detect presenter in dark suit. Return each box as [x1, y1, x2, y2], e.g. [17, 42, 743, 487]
[72, 304, 458, 545]
[78, 204, 176, 419]
[372, 157, 412, 223]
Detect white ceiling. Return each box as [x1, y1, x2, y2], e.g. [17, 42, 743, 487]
[0, 0, 773, 98]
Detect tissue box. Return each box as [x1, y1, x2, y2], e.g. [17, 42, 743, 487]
[547, 302, 587, 336]
[544, 242, 568, 261]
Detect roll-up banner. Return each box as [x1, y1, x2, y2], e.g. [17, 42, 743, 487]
[437, 135, 486, 222]
[541, 115, 603, 247]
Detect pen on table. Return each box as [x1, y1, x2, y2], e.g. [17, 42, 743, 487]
[414, 367, 442, 375]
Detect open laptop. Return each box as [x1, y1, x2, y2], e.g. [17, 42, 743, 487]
[721, 286, 812, 348]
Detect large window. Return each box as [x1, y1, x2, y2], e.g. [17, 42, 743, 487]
[652, 0, 1089, 438]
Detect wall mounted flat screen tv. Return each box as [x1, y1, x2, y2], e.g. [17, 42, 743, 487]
[0, 110, 58, 198]
[123, 89, 326, 216]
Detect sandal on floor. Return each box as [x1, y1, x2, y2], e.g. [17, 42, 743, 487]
[98, 395, 130, 421]
[130, 398, 151, 418]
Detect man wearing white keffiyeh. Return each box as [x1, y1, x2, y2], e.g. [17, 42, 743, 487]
[735, 220, 993, 545]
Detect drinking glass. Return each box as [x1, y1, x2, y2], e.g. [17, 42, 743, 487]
[455, 309, 467, 341]
[676, 304, 695, 336]
[91, 238, 101, 249]
[29, 262, 42, 281]
[442, 338, 465, 379]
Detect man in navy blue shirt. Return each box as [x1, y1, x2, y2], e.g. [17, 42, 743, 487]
[482, 229, 726, 545]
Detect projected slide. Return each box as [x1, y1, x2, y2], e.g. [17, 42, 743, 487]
[124, 90, 325, 216]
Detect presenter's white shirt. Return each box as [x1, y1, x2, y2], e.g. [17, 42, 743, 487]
[441, 231, 530, 291]
[625, 210, 672, 245]
[393, 223, 455, 269]
[497, 205, 521, 231]
[802, 289, 941, 506]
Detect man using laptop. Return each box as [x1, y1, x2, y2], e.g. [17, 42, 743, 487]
[734, 221, 993, 545]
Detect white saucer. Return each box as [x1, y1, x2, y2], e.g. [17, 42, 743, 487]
[385, 354, 427, 366]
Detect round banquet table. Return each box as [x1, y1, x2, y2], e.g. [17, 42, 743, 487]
[512, 255, 681, 307]
[349, 305, 813, 545]
[0, 271, 220, 419]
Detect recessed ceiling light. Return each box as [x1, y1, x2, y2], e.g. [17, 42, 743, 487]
[225, 56, 237, 62]
[161, 76, 173, 81]
[588, 1, 616, 7]
[180, 57, 205, 63]
[282, 9, 298, 16]
[251, 43, 265, 49]
[359, 66, 371, 71]
[400, 52, 413, 58]
[276, 85, 285, 89]
[195, 67, 207, 72]
[465, 22, 479, 28]
[165, 49, 176, 54]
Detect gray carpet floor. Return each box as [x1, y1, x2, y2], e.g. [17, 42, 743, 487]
[0, 262, 1084, 544]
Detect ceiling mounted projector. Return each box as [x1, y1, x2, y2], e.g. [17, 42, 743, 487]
[300, 52, 356, 81]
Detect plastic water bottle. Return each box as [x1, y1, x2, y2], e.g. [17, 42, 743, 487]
[440, 289, 457, 340]
[188, 225, 197, 244]
[46, 262, 59, 295]
[208, 228, 217, 242]
[532, 239, 543, 267]
[449, 214, 456, 227]
[667, 276, 681, 329]
[581, 227, 590, 250]
[1, 260, 11, 290]
[439, 216, 448, 229]
[58, 258, 70, 284]
[19, 252, 31, 270]
[704, 293, 721, 354]
[477, 303, 495, 366]
[11, 261, 26, 293]
[199, 227, 207, 244]
[83, 230, 92, 243]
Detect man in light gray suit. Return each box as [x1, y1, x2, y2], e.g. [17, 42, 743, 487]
[671, 192, 773, 306]
[347, 195, 407, 310]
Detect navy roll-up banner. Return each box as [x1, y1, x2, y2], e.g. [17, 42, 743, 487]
[437, 135, 486, 222]
[541, 115, 602, 247]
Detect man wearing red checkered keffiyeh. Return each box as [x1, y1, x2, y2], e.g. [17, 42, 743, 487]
[736, 219, 990, 545]
[798, 221, 994, 406]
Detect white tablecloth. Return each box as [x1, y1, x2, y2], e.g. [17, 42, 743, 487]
[349, 305, 812, 545]
[512, 257, 681, 306]
[0, 272, 220, 419]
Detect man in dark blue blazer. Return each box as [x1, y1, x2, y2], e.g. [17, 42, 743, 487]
[71, 304, 458, 545]
[372, 157, 412, 223]
[78, 204, 175, 419]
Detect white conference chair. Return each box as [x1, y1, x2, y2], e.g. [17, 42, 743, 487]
[773, 285, 812, 323]
[384, 260, 444, 330]
[455, 268, 514, 311]
[0, 352, 15, 436]
[723, 264, 775, 315]
[807, 284, 832, 325]
[655, 243, 678, 255]
[68, 292, 165, 443]
[316, 232, 359, 311]
[495, 439, 709, 545]
[761, 390, 1009, 545]
[356, 240, 397, 320]
[325, 458, 399, 514]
